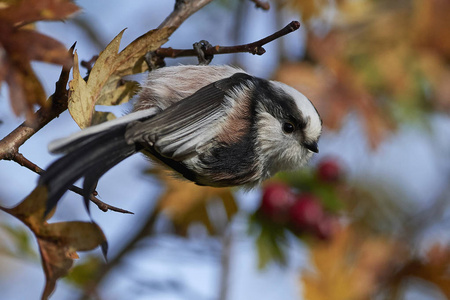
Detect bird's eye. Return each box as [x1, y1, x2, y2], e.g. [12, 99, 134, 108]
[282, 122, 295, 134]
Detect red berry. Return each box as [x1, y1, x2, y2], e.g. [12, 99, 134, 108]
[317, 158, 342, 183]
[260, 183, 295, 221]
[289, 194, 324, 230]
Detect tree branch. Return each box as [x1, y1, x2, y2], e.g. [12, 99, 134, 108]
[155, 20, 300, 58]
[158, 0, 215, 29]
[13, 153, 133, 214]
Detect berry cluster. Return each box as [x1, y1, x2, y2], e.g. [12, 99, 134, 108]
[257, 157, 343, 241]
[259, 183, 335, 240]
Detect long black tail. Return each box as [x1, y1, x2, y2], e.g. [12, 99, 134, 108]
[39, 123, 140, 215]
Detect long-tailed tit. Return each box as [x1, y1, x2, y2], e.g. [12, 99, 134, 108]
[40, 65, 322, 211]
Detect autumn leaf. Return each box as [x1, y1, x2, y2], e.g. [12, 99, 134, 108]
[414, 0, 450, 60]
[0, 186, 107, 300]
[387, 244, 450, 299]
[301, 226, 406, 300]
[150, 168, 238, 236]
[68, 51, 92, 128]
[68, 26, 175, 128]
[0, 0, 79, 27]
[0, 0, 79, 118]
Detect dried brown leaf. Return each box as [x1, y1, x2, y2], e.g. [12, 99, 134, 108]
[3, 186, 107, 300]
[0, 0, 80, 27]
[10, 29, 73, 66]
[5, 59, 47, 117]
[0, 0, 76, 118]
[0, 25, 72, 117]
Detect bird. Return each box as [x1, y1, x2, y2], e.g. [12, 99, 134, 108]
[39, 65, 322, 213]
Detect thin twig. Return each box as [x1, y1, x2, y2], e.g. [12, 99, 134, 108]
[158, 0, 214, 29]
[69, 185, 133, 214]
[80, 55, 99, 73]
[155, 20, 300, 58]
[13, 153, 133, 214]
[250, 0, 270, 10]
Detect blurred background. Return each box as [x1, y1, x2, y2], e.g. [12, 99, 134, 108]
[1, 0, 450, 299]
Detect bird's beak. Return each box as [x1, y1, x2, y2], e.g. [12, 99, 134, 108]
[303, 141, 319, 153]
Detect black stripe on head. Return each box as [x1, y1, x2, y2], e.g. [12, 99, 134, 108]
[250, 78, 308, 132]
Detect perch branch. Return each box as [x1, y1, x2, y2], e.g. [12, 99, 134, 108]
[155, 20, 300, 58]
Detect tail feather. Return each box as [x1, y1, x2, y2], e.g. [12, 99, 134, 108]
[40, 124, 139, 214]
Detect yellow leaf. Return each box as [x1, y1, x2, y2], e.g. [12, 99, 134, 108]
[301, 226, 406, 300]
[115, 27, 175, 76]
[68, 51, 91, 128]
[68, 27, 174, 128]
[95, 80, 139, 106]
[90, 110, 116, 126]
[152, 168, 238, 236]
